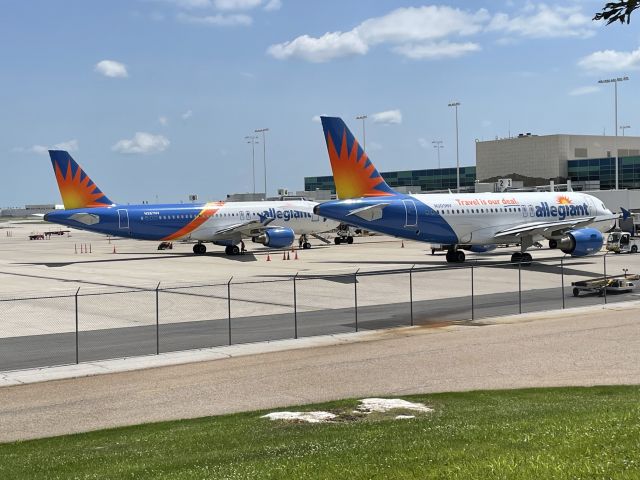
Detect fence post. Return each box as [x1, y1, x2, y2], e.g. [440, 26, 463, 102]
[471, 265, 475, 321]
[560, 257, 565, 309]
[75, 287, 80, 364]
[155, 282, 160, 355]
[354, 269, 359, 332]
[409, 265, 414, 326]
[518, 260, 522, 314]
[227, 276, 233, 345]
[293, 272, 298, 339]
[603, 254, 608, 305]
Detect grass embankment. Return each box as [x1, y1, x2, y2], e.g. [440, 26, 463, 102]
[1, 386, 639, 479]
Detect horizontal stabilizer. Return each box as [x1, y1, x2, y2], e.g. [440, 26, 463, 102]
[347, 203, 389, 221]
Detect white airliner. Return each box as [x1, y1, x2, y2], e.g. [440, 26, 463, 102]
[44, 151, 338, 255]
[315, 117, 620, 263]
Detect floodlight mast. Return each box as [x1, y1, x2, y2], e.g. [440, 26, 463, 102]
[598, 76, 629, 190]
[448, 102, 461, 193]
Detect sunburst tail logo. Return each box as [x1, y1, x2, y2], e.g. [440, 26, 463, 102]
[556, 195, 572, 205]
[320, 117, 395, 199]
[49, 151, 113, 210]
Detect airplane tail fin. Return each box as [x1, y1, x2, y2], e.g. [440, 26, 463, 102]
[621, 207, 631, 221]
[48, 150, 113, 209]
[320, 116, 396, 199]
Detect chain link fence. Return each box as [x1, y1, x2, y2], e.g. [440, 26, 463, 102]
[0, 253, 637, 372]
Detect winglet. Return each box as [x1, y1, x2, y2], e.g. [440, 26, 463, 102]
[49, 151, 113, 209]
[621, 207, 631, 220]
[320, 116, 395, 199]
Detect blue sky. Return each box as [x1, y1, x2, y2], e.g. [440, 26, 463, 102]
[1, 0, 639, 206]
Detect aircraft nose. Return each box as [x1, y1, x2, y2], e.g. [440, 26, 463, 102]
[313, 204, 320, 215]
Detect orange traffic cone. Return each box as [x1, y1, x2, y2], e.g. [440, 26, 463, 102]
[266, 253, 271, 261]
[89, 244, 92, 254]
[283, 251, 287, 260]
[287, 252, 290, 260]
[401, 241, 405, 248]
[294, 250, 298, 260]
[112, 245, 116, 254]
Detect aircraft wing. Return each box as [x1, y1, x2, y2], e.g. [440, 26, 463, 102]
[213, 218, 274, 238]
[494, 212, 618, 239]
[347, 203, 390, 221]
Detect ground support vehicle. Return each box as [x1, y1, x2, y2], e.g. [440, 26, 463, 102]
[571, 274, 639, 297]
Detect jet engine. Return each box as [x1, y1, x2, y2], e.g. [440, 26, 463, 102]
[556, 228, 603, 257]
[252, 227, 295, 248]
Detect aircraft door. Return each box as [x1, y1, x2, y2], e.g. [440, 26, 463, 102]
[118, 209, 129, 229]
[403, 200, 418, 227]
[522, 205, 528, 217]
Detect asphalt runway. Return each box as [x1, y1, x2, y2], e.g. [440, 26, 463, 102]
[1, 285, 633, 371]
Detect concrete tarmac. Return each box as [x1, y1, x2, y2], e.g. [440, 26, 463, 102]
[1, 302, 640, 442]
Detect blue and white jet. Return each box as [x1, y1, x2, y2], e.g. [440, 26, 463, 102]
[314, 117, 619, 264]
[44, 150, 338, 255]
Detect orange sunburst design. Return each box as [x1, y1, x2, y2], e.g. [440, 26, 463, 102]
[54, 160, 111, 210]
[556, 195, 572, 205]
[326, 128, 392, 199]
[162, 202, 224, 241]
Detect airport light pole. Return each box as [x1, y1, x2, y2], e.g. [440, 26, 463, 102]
[432, 140, 444, 169]
[448, 102, 461, 192]
[356, 114, 367, 151]
[255, 128, 269, 198]
[620, 125, 631, 136]
[245, 135, 259, 194]
[598, 76, 629, 190]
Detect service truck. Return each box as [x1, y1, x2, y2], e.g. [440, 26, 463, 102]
[606, 231, 640, 254]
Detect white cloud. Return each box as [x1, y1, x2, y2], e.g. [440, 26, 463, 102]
[263, 0, 281, 11]
[487, 4, 597, 39]
[578, 47, 640, 73]
[393, 41, 480, 60]
[418, 138, 430, 149]
[158, 116, 169, 126]
[15, 139, 79, 155]
[569, 86, 600, 96]
[267, 31, 368, 62]
[214, 0, 261, 10]
[112, 132, 170, 154]
[268, 6, 488, 62]
[177, 12, 252, 26]
[94, 60, 128, 78]
[181, 109, 193, 119]
[358, 6, 489, 45]
[371, 109, 402, 125]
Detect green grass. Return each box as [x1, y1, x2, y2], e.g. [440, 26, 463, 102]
[1, 386, 640, 479]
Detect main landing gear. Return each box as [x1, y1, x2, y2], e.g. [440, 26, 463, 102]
[510, 251, 532, 265]
[298, 234, 312, 250]
[445, 249, 465, 263]
[193, 243, 207, 255]
[224, 245, 240, 256]
[334, 235, 354, 245]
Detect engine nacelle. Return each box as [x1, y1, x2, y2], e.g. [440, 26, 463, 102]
[252, 227, 295, 248]
[557, 228, 604, 257]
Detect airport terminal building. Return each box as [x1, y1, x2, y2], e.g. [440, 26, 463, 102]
[303, 134, 640, 198]
[476, 133, 640, 190]
[305, 166, 477, 195]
